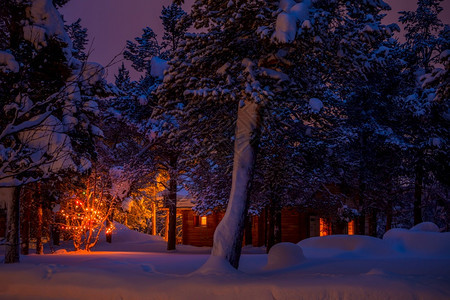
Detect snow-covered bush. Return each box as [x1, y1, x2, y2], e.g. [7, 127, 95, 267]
[265, 242, 306, 270]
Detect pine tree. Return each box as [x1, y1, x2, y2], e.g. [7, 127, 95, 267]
[400, 0, 445, 72]
[399, 0, 448, 225]
[65, 18, 88, 61]
[114, 62, 132, 93]
[117, 4, 191, 251]
[154, 0, 284, 267]
[160, 3, 192, 60]
[155, 0, 399, 267]
[123, 27, 160, 74]
[0, 0, 103, 263]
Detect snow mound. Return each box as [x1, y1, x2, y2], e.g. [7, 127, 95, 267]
[93, 222, 166, 252]
[265, 242, 306, 270]
[194, 256, 240, 275]
[410, 222, 439, 232]
[298, 235, 395, 258]
[53, 249, 68, 254]
[383, 224, 450, 257]
[104, 222, 164, 244]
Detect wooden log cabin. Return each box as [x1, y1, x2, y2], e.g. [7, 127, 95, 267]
[179, 184, 361, 247]
[180, 206, 357, 247]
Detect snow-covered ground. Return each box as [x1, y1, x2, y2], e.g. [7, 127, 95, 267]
[1, 222, 449, 299]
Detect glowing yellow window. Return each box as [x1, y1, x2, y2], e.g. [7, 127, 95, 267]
[348, 220, 355, 235]
[319, 218, 331, 236]
[200, 216, 207, 227]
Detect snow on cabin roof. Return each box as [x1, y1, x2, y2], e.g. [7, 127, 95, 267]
[177, 195, 194, 209]
[177, 187, 194, 208]
[157, 187, 194, 209]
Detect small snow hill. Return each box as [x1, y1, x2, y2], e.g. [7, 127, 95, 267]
[93, 222, 167, 252]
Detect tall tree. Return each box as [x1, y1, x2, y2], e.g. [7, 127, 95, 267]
[155, 0, 283, 267]
[155, 0, 398, 268]
[399, 0, 448, 225]
[119, 4, 191, 251]
[0, 0, 102, 263]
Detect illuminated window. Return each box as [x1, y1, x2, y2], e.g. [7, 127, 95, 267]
[348, 220, 355, 235]
[319, 218, 331, 236]
[194, 215, 207, 227]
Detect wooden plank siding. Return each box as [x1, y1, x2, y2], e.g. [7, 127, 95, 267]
[281, 208, 309, 243]
[181, 210, 224, 247]
[181, 208, 312, 247]
[0, 209, 5, 237]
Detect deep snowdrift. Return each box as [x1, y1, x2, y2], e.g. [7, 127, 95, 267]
[0, 222, 449, 299]
[298, 222, 450, 259]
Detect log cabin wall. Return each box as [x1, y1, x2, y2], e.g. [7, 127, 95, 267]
[181, 208, 355, 247]
[0, 209, 6, 237]
[251, 214, 266, 247]
[181, 210, 224, 247]
[281, 208, 309, 243]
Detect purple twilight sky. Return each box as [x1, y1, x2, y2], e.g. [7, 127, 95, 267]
[60, 0, 450, 82]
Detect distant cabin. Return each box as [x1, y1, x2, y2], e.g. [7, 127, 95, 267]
[177, 184, 363, 247]
[179, 207, 357, 247]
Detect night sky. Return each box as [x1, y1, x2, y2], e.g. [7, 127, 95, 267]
[60, 0, 450, 81]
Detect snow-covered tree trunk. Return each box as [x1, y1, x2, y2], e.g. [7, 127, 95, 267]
[211, 101, 260, 269]
[4, 187, 21, 263]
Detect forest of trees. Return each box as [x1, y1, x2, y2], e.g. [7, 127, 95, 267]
[0, 0, 448, 268]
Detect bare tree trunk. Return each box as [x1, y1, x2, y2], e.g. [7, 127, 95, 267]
[35, 185, 43, 255]
[51, 220, 60, 246]
[211, 101, 260, 269]
[20, 189, 30, 255]
[386, 200, 392, 232]
[152, 202, 157, 236]
[244, 215, 252, 246]
[358, 129, 367, 235]
[368, 210, 377, 237]
[266, 199, 282, 253]
[167, 154, 177, 251]
[414, 160, 423, 225]
[5, 186, 21, 263]
[164, 213, 169, 241]
[106, 211, 114, 243]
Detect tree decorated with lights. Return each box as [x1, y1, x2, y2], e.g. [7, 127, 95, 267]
[58, 167, 115, 251]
